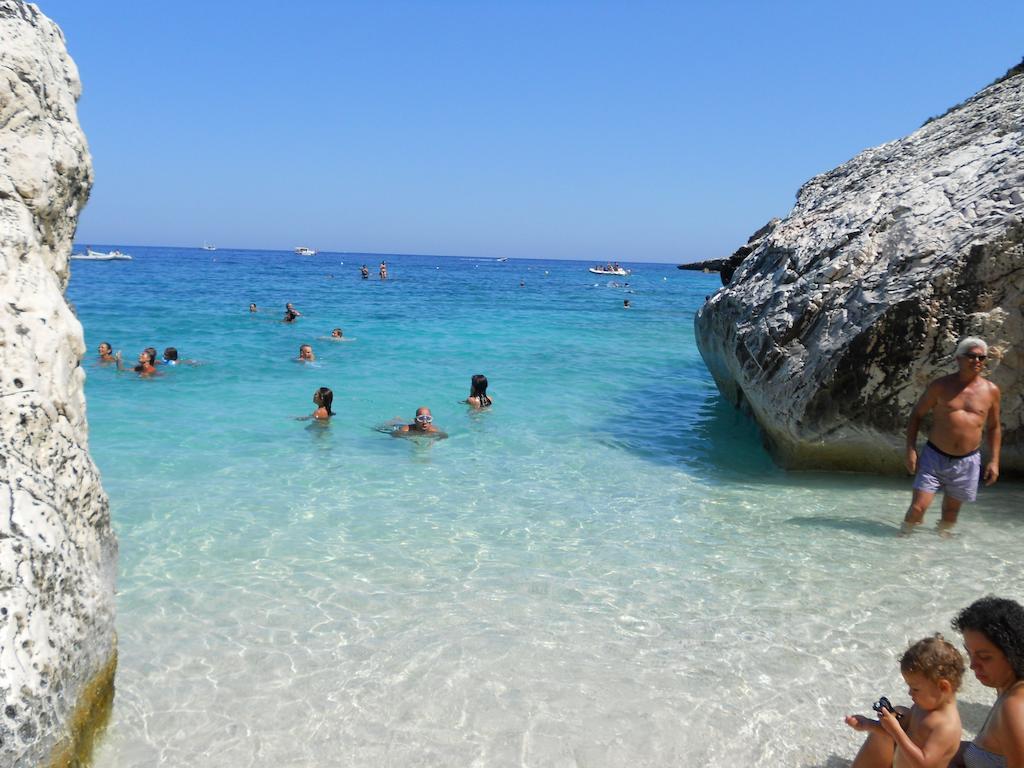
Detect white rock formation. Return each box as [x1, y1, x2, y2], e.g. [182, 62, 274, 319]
[695, 66, 1023, 474]
[0, 1, 117, 765]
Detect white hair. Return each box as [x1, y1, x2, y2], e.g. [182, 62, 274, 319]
[955, 337, 988, 357]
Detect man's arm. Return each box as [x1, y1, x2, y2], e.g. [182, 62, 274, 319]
[983, 384, 1001, 486]
[906, 383, 939, 474]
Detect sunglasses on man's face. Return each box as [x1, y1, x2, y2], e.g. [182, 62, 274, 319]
[964, 354, 987, 361]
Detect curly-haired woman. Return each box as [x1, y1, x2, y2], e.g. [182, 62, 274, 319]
[950, 596, 1024, 767]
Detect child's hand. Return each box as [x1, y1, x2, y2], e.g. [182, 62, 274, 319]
[844, 714, 878, 731]
[877, 707, 901, 736]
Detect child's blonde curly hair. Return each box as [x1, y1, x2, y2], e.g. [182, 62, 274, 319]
[900, 634, 965, 690]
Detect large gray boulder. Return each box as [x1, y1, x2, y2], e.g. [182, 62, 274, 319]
[695, 65, 1023, 475]
[0, 2, 117, 765]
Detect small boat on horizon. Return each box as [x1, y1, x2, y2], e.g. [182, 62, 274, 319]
[496, 257, 509, 262]
[294, 246, 318, 256]
[588, 265, 629, 276]
[72, 249, 133, 261]
[202, 243, 217, 251]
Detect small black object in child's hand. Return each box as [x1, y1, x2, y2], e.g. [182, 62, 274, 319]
[872, 696, 903, 720]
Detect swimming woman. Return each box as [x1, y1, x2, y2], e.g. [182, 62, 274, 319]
[97, 342, 116, 363]
[116, 349, 159, 377]
[465, 374, 493, 409]
[311, 387, 334, 421]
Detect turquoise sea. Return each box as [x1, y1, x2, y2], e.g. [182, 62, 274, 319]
[68, 247, 1023, 767]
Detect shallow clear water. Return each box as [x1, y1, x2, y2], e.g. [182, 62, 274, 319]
[68, 247, 1022, 767]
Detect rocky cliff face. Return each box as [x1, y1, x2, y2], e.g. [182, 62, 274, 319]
[0, 2, 118, 765]
[695, 66, 1023, 474]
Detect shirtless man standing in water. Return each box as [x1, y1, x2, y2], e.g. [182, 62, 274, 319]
[902, 337, 1001, 534]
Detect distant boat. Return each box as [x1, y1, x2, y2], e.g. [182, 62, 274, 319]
[496, 257, 509, 262]
[72, 249, 132, 261]
[202, 243, 217, 251]
[294, 246, 317, 256]
[588, 266, 629, 276]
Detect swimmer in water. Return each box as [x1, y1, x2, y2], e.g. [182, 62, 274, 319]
[393, 406, 447, 439]
[297, 344, 315, 362]
[623, 299, 631, 309]
[162, 347, 198, 366]
[327, 328, 355, 342]
[311, 387, 334, 420]
[283, 303, 301, 323]
[379, 261, 388, 280]
[97, 342, 116, 363]
[249, 303, 258, 312]
[116, 349, 159, 377]
[465, 374, 493, 409]
[360, 265, 369, 279]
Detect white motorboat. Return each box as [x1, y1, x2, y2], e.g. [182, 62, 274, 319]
[588, 266, 629, 276]
[202, 243, 217, 251]
[72, 249, 133, 261]
[294, 246, 318, 256]
[496, 257, 509, 262]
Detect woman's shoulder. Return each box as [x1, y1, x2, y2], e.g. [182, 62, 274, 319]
[1003, 685, 1024, 713]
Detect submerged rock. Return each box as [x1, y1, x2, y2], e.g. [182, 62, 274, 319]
[695, 64, 1023, 475]
[0, 1, 118, 765]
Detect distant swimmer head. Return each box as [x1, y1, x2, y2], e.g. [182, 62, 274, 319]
[314, 386, 334, 415]
[98, 342, 112, 356]
[163, 347, 178, 362]
[134, 349, 155, 372]
[298, 344, 315, 361]
[411, 406, 435, 429]
[249, 303, 257, 312]
[331, 328, 343, 338]
[623, 300, 631, 308]
[469, 374, 492, 407]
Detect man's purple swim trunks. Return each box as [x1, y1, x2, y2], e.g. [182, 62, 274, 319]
[913, 441, 981, 502]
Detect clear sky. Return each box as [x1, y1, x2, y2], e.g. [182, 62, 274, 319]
[39, 0, 1024, 262]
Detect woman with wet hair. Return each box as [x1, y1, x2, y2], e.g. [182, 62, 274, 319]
[950, 596, 1024, 767]
[311, 387, 334, 421]
[466, 374, 492, 409]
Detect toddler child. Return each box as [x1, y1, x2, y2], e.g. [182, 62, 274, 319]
[845, 634, 964, 768]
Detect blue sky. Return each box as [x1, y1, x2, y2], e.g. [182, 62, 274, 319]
[42, 1, 1024, 262]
